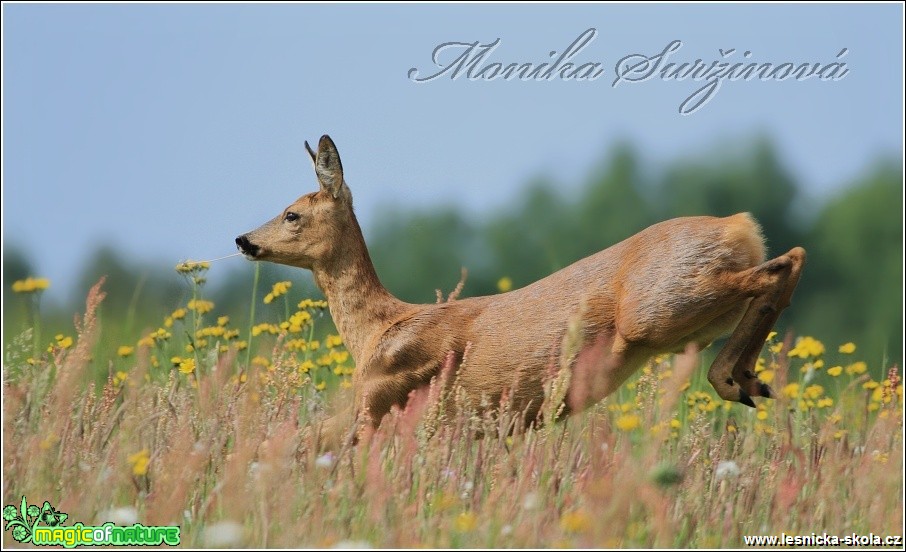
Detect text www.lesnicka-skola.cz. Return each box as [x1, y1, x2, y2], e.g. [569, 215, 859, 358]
[743, 532, 902, 547]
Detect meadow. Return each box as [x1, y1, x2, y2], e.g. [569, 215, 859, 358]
[3, 263, 903, 548]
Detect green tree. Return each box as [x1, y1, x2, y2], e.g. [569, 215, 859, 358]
[794, 163, 902, 368]
[370, 208, 485, 302]
[659, 136, 803, 255]
[3, 245, 38, 334]
[483, 178, 577, 291]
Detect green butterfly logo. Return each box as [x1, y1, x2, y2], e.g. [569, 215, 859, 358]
[3, 496, 68, 543]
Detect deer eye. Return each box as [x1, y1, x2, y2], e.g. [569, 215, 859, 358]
[284, 212, 300, 222]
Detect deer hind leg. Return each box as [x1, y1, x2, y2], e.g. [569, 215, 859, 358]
[708, 247, 806, 407]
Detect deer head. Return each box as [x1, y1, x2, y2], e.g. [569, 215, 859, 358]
[235, 135, 358, 270]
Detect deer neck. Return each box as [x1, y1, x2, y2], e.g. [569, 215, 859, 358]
[311, 223, 406, 364]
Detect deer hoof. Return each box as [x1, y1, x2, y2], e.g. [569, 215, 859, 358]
[738, 389, 756, 408]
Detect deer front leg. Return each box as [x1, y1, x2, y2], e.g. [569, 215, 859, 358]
[709, 247, 806, 406]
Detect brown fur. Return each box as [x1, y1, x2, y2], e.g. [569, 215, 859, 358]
[236, 135, 806, 451]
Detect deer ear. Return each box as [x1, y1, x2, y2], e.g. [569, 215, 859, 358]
[311, 134, 345, 200]
[304, 140, 317, 168]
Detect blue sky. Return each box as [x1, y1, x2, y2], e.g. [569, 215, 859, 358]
[2, 3, 903, 301]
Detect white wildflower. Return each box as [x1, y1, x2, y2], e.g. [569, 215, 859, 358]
[715, 460, 741, 480]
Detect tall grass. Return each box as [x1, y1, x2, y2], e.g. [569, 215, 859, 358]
[2, 277, 903, 548]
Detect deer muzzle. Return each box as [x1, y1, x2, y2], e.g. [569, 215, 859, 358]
[235, 234, 260, 259]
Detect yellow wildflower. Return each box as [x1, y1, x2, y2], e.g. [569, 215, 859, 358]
[827, 365, 843, 377]
[117, 345, 134, 358]
[330, 350, 349, 364]
[788, 336, 825, 359]
[138, 328, 171, 349]
[297, 298, 328, 310]
[127, 449, 150, 476]
[497, 277, 513, 293]
[299, 360, 315, 374]
[217, 315, 230, 327]
[614, 413, 641, 432]
[455, 512, 477, 532]
[187, 299, 214, 314]
[283, 310, 312, 332]
[315, 381, 327, 391]
[872, 451, 889, 464]
[285, 338, 308, 352]
[325, 334, 343, 348]
[12, 277, 50, 293]
[803, 384, 824, 400]
[754, 357, 766, 373]
[871, 386, 885, 403]
[560, 510, 591, 533]
[175, 260, 209, 274]
[264, 281, 292, 304]
[766, 331, 777, 341]
[846, 361, 867, 376]
[758, 369, 775, 384]
[196, 326, 225, 338]
[171, 308, 187, 320]
[251, 323, 279, 336]
[178, 358, 196, 375]
[782, 383, 800, 399]
[687, 391, 718, 413]
[755, 422, 774, 435]
[838, 342, 856, 354]
[55, 335, 74, 349]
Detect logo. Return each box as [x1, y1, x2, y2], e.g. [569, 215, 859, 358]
[3, 496, 180, 548]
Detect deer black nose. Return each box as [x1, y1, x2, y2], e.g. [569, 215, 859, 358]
[235, 235, 260, 258]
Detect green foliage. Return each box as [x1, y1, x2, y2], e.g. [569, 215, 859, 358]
[659, 137, 803, 255]
[797, 163, 903, 365]
[370, 208, 485, 302]
[3, 245, 34, 286]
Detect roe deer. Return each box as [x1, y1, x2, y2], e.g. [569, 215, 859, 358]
[236, 135, 806, 451]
